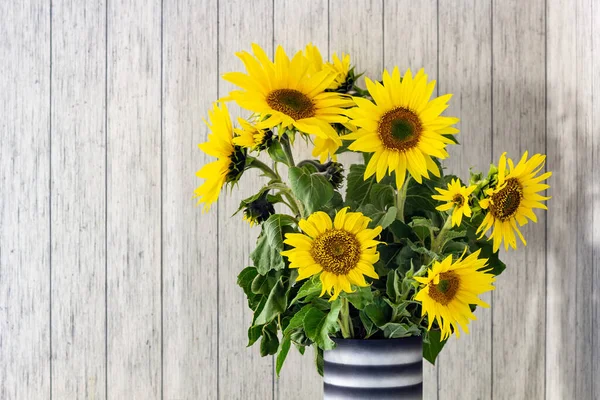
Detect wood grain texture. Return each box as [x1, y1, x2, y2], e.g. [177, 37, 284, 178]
[50, 1, 106, 398]
[0, 2, 50, 399]
[217, 1, 274, 399]
[547, 0, 595, 399]
[272, 1, 328, 397]
[162, 1, 219, 399]
[437, 1, 493, 399]
[383, 2, 438, 399]
[593, 2, 600, 397]
[492, 1, 547, 399]
[106, 0, 162, 398]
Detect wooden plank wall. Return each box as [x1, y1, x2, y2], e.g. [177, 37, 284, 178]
[0, 1, 598, 399]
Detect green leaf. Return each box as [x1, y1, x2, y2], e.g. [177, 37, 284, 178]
[303, 299, 342, 350]
[364, 297, 392, 327]
[407, 239, 440, 261]
[263, 214, 297, 251]
[254, 277, 289, 326]
[386, 270, 402, 304]
[409, 217, 439, 243]
[344, 286, 374, 310]
[247, 324, 263, 347]
[404, 177, 443, 217]
[268, 140, 289, 164]
[315, 347, 325, 376]
[382, 323, 421, 338]
[276, 336, 292, 376]
[322, 191, 344, 217]
[361, 204, 398, 229]
[345, 164, 375, 209]
[423, 329, 448, 364]
[289, 166, 334, 214]
[370, 184, 395, 210]
[388, 220, 414, 240]
[359, 310, 378, 338]
[291, 276, 322, 305]
[251, 273, 276, 295]
[238, 266, 259, 297]
[260, 322, 279, 356]
[474, 239, 506, 276]
[382, 298, 412, 320]
[283, 304, 313, 337]
[250, 230, 285, 275]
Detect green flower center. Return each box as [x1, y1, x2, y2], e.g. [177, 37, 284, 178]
[378, 107, 423, 152]
[490, 178, 523, 221]
[266, 89, 315, 120]
[428, 271, 460, 305]
[311, 229, 361, 275]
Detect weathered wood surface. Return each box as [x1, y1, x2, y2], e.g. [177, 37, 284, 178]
[0, 1, 598, 399]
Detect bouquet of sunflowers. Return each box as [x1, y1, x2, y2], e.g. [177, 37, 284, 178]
[195, 43, 552, 375]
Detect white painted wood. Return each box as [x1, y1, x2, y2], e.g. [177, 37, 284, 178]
[547, 0, 595, 399]
[0, 2, 50, 399]
[217, 1, 275, 399]
[272, 1, 329, 398]
[593, 3, 600, 398]
[50, 1, 106, 398]
[106, 1, 162, 398]
[437, 2, 493, 399]
[383, 2, 438, 399]
[162, 1, 219, 399]
[492, 1, 546, 399]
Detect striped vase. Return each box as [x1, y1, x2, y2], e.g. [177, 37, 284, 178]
[323, 337, 423, 400]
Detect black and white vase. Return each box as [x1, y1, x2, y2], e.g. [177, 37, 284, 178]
[323, 337, 423, 400]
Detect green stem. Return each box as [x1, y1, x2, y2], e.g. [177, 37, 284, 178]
[339, 298, 353, 339]
[279, 188, 302, 218]
[431, 215, 453, 255]
[396, 177, 411, 223]
[281, 136, 296, 167]
[249, 158, 280, 181]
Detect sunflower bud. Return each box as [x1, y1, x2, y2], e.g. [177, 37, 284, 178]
[225, 146, 247, 184]
[242, 191, 276, 227]
[323, 161, 344, 190]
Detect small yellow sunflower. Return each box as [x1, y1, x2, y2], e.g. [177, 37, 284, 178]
[222, 44, 352, 151]
[304, 44, 351, 91]
[432, 178, 476, 227]
[233, 118, 273, 151]
[477, 151, 552, 252]
[281, 207, 382, 301]
[345, 67, 459, 189]
[414, 250, 495, 340]
[194, 103, 245, 212]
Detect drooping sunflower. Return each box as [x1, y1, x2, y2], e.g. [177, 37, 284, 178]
[432, 178, 477, 227]
[477, 151, 552, 252]
[414, 250, 495, 340]
[194, 103, 246, 212]
[281, 207, 381, 301]
[345, 67, 459, 190]
[232, 118, 273, 152]
[222, 44, 352, 153]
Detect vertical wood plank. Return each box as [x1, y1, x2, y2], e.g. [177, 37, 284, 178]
[547, 0, 595, 398]
[492, 0, 546, 398]
[217, 1, 274, 399]
[162, 1, 218, 399]
[106, 0, 162, 397]
[593, 3, 600, 397]
[272, 1, 328, 398]
[50, 1, 106, 398]
[383, 2, 438, 399]
[0, 2, 50, 399]
[437, 2, 493, 399]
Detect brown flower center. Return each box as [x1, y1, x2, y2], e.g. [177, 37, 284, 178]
[428, 271, 460, 305]
[490, 178, 523, 221]
[310, 229, 361, 275]
[452, 194, 464, 207]
[266, 89, 315, 120]
[377, 107, 423, 151]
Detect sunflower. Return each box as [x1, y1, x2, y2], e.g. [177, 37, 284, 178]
[281, 207, 381, 301]
[222, 44, 352, 153]
[414, 250, 495, 340]
[233, 118, 273, 152]
[304, 44, 351, 91]
[345, 67, 459, 190]
[432, 178, 477, 227]
[477, 151, 552, 252]
[194, 103, 246, 212]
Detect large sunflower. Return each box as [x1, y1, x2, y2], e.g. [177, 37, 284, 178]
[345, 67, 459, 189]
[414, 250, 495, 340]
[281, 208, 381, 301]
[477, 151, 552, 252]
[432, 178, 477, 227]
[194, 103, 245, 212]
[232, 118, 273, 152]
[222, 44, 352, 153]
